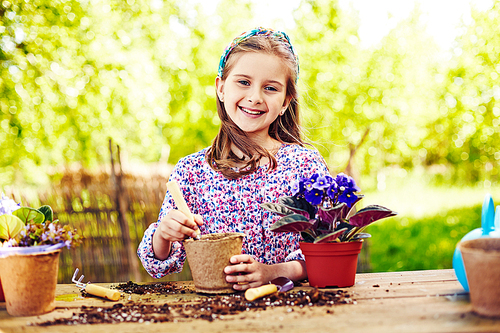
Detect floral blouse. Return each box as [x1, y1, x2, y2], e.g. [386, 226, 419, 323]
[137, 143, 329, 278]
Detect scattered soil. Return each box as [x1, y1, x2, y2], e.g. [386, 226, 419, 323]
[38, 289, 354, 326]
[113, 281, 193, 295]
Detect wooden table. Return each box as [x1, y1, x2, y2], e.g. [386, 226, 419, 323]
[1, 269, 499, 333]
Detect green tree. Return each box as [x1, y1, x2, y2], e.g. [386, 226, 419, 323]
[425, 2, 500, 184]
[355, 7, 441, 181]
[1, 0, 87, 184]
[293, 1, 440, 188]
[2, 0, 499, 190]
[0, 0, 263, 188]
[293, 0, 361, 172]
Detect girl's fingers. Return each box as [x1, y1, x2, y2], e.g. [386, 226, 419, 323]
[170, 210, 199, 231]
[233, 281, 261, 291]
[224, 256, 272, 290]
[225, 270, 254, 284]
[157, 221, 184, 242]
[164, 225, 190, 241]
[229, 254, 254, 264]
[193, 214, 204, 228]
[167, 224, 199, 240]
[225, 271, 263, 291]
[225, 261, 250, 275]
[159, 210, 201, 241]
[226, 271, 251, 282]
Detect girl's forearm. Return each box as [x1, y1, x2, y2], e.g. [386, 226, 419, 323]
[152, 230, 172, 260]
[272, 260, 307, 282]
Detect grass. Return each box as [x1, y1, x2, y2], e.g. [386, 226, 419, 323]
[360, 171, 500, 273]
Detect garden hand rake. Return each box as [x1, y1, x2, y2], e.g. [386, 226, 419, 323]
[72, 268, 121, 301]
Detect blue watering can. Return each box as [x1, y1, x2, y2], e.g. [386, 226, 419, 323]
[453, 194, 497, 291]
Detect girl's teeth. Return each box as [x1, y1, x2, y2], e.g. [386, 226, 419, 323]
[241, 107, 262, 115]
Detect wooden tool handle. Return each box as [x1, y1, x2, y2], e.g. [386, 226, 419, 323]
[85, 284, 121, 301]
[166, 181, 201, 237]
[245, 284, 278, 301]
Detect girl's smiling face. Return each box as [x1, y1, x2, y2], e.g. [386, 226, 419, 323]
[216, 52, 291, 145]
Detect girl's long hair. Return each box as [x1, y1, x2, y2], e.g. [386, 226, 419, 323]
[206, 35, 304, 179]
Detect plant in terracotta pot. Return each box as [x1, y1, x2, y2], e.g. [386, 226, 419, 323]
[0, 193, 82, 317]
[261, 173, 397, 288]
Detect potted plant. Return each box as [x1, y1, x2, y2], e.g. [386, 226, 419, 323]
[0, 193, 82, 317]
[261, 173, 397, 288]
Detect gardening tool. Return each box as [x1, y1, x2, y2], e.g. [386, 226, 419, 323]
[244, 277, 294, 301]
[166, 181, 201, 240]
[72, 268, 121, 301]
[453, 193, 496, 291]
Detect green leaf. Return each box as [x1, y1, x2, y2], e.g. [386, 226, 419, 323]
[0, 215, 25, 240]
[351, 232, 371, 241]
[12, 207, 45, 225]
[349, 205, 397, 227]
[341, 226, 360, 242]
[300, 230, 316, 243]
[318, 203, 349, 224]
[260, 202, 295, 216]
[277, 196, 317, 219]
[313, 228, 348, 243]
[38, 205, 54, 222]
[269, 214, 314, 233]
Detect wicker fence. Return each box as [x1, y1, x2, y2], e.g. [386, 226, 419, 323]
[6, 162, 195, 283]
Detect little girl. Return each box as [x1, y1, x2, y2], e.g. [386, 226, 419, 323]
[138, 27, 329, 290]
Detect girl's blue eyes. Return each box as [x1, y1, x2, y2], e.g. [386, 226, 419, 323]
[237, 80, 278, 91]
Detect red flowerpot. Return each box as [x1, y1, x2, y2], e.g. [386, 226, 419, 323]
[0, 279, 4, 302]
[300, 241, 363, 288]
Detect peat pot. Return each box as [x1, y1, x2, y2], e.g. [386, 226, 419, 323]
[459, 238, 500, 318]
[300, 241, 363, 288]
[0, 249, 61, 317]
[184, 232, 245, 294]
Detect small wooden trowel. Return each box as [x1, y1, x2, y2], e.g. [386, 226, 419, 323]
[244, 277, 294, 301]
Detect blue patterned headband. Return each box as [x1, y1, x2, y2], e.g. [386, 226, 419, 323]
[217, 27, 299, 82]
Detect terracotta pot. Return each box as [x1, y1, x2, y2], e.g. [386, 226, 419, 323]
[300, 241, 363, 288]
[184, 232, 244, 294]
[0, 249, 61, 317]
[459, 238, 500, 318]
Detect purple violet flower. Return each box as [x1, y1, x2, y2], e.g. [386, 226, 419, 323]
[338, 190, 359, 208]
[264, 172, 397, 243]
[313, 176, 330, 190]
[327, 182, 339, 199]
[304, 188, 323, 206]
[335, 173, 360, 193]
[309, 173, 320, 184]
[303, 179, 314, 192]
[291, 180, 303, 196]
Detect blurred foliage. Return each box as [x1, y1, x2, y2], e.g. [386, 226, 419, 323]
[295, 1, 442, 182]
[367, 204, 482, 272]
[423, 3, 500, 185]
[1, 0, 500, 189]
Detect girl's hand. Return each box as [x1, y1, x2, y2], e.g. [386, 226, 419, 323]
[152, 210, 203, 260]
[224, 254, 273, 290]
[158, 210, 203, 242]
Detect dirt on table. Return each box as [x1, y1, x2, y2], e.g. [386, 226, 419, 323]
[112, 281, 193, 295]
[37, 288, 355, 326]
